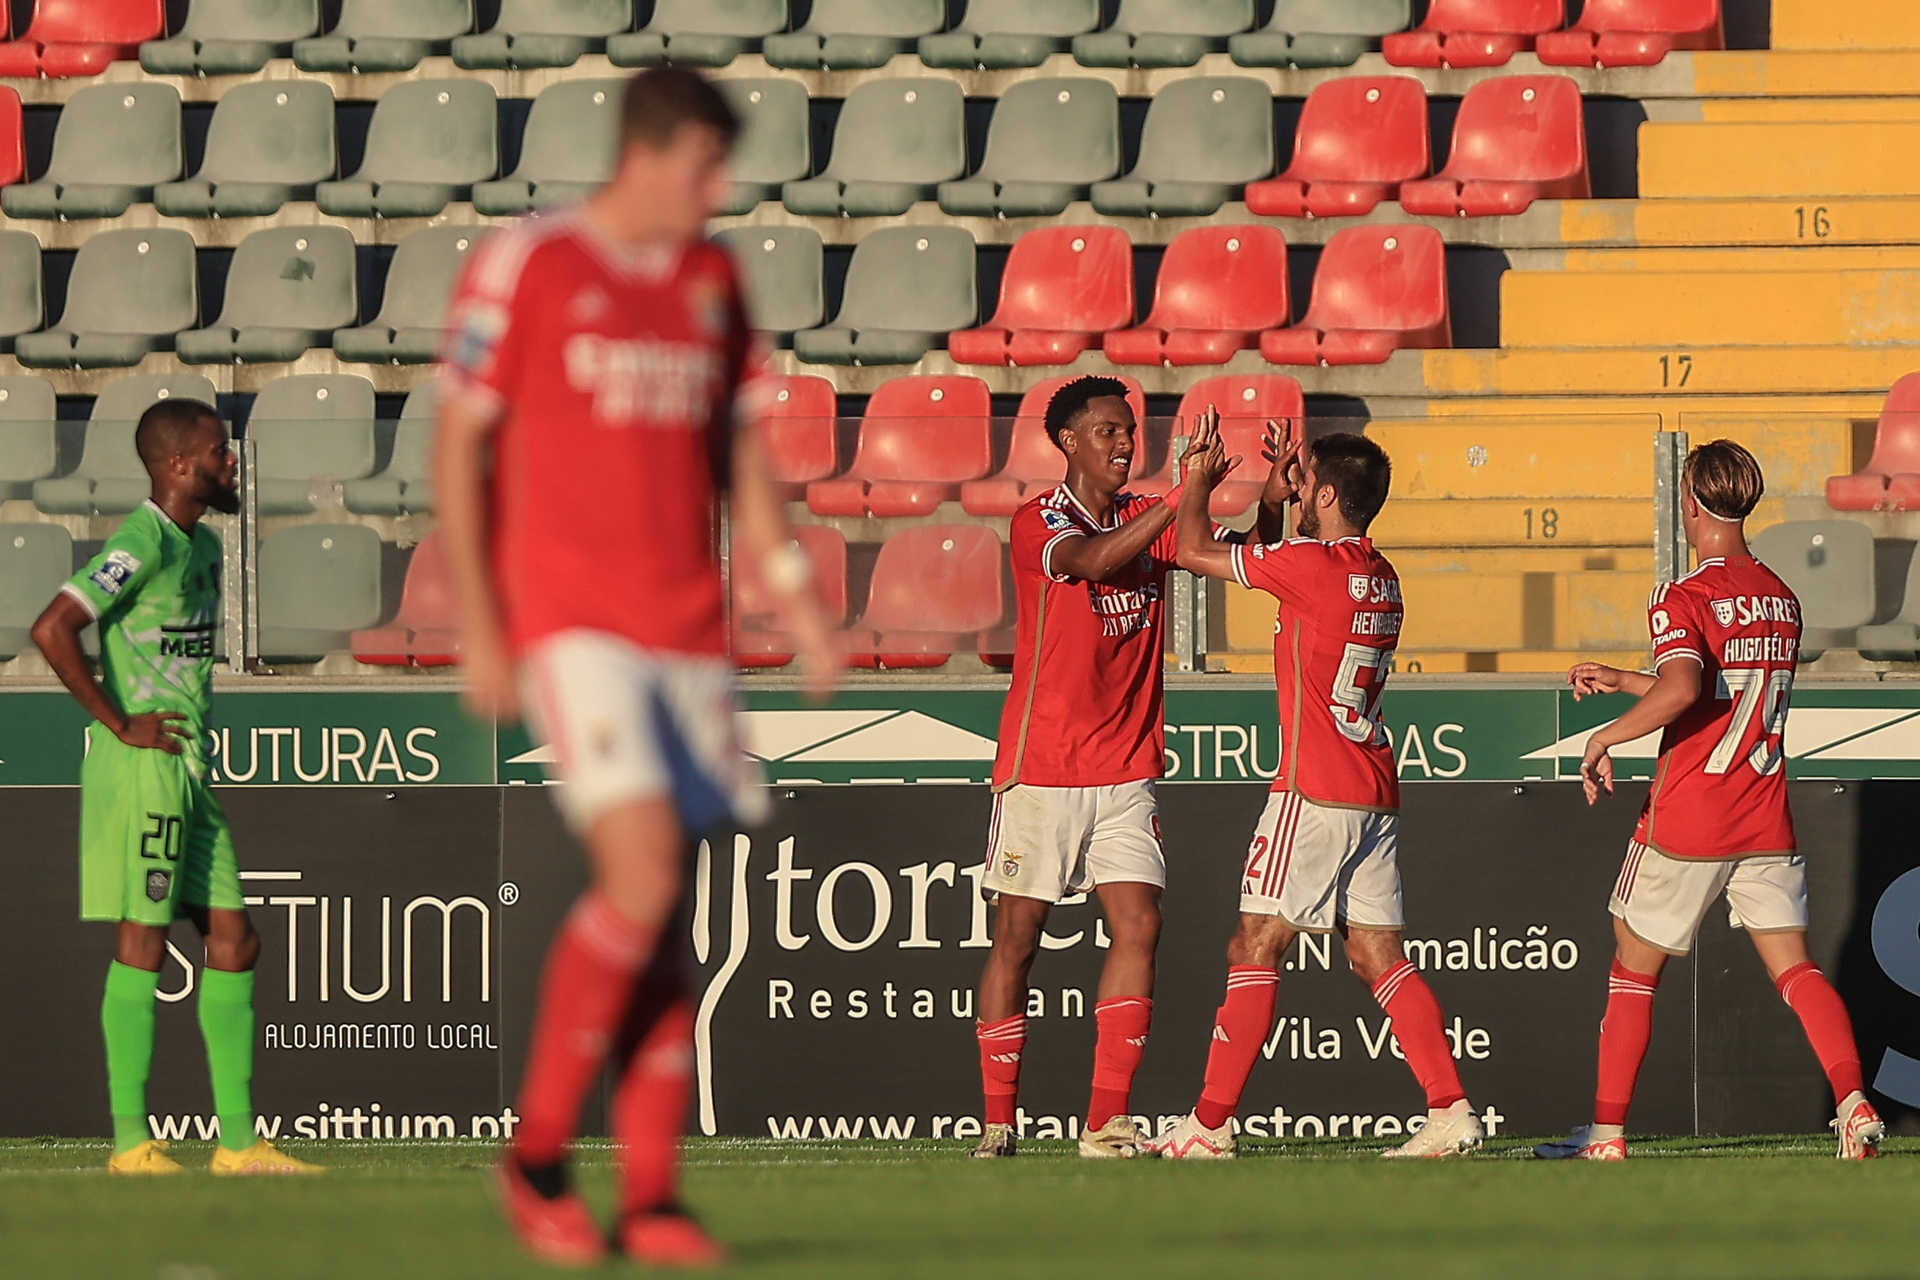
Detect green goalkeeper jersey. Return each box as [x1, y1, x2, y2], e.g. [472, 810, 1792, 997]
[61, 499, 221, 773]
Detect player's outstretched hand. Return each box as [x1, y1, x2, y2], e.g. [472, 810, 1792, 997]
[1177, 404, 1219, 484]
[118, 711, 188, 755]
[1567, 662, 1627, 700]
[1259, 420, 1305, 505]
[1580, 738, 1615, 805]
[461, 634, 520, 722]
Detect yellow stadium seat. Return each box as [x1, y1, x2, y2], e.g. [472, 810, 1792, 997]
[1500, 270, 1920, 347]
[1640, 122, 1920, 199]
[1421, 346, 1920, 398]
[1361, 419, 1654, 500]
[1559, 198, 1920, 249]
[1771, 0, 1920, 51]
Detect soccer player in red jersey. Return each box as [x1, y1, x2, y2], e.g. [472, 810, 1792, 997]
[434, 69, 836, 1264]
[973, 380, 1290, 1159]
[1538, 440, 1883, 1161]
[1149, 419, 1485, 1160]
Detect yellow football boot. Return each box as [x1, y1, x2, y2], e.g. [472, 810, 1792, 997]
[108, 1140, 183, 1175]
[210, 1140, 325, 1176]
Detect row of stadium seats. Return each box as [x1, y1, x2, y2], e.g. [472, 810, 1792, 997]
[0, 0, 1721, 78]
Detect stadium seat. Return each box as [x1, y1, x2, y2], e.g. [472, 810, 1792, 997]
[35, 374, 219, 515]
[805, 375, 993, 517]
[153, 81, 336, 220]
[793, 227, 976, 366]
[1244, 76, 1428, 218]
[316, 80, 497, 219]
[732, 524, 847, 668]
[847, 525, 1006, 669]
[959, 374, 1146, 517]
[919, 0, 1097, 69]
[453, 0, 629, 68]
[937, 78, 1120, 218]
[334, 228, 490, 366]
[1089, 77, 1275, 217]
[713, 227, 824, 340]
[0, 524, 72, 659]
[247, 374, 377, 515]
[294, 0, 473, 72]
[1104, 226, 1290, 366]
[718, 78, 809, 215]
[0, 377, 58, 493]
[758, 374, 839, 498]
[1230, 0, 1413, 68]
[1536, 0, 1721, 66]
[1859, 550, 1920, 662]
[762, 0, 943, 69]
[15, 231, 197, 371]
[177, 227, 357, 366]
[0, 89, 22, 190]
[344, 379, 438, 516]
[473, 79, 618, 215]
[1, 84, 181, 220]
[0, 0, 165, 78]
[141, 0, 321, 75]
[782, 79, 963, 217]
[352, 533, 460, 667]
[608, 0, 787, 66]
[1827, 374, 1920, 511]
[950, 228, 1133, 368]
[1259, 225, 1450, 366]
[1751, 520, 1875, 660]
[0, 232, 43, 353]
[1073, 0, 1253, 67]
[1398, 76, 1588, 217]
[1382, 0, 1563, 68]
[259, 524, 384, 661]
[1150, 375, 1302, 515]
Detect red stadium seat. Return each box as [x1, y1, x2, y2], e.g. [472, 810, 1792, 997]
[949, 227, 1134, 367]
[1259, 225, 1450, 366]
[1131, 375, 1304, 516]
[847, 525, 1006, 669]
[0, 89, 20, 188]
[0, 0, 166, 78]
[805, 375, 993, 518]
[732, 525, 848, 669]
[1827, 374, 1920, 512]
[1104, 226, 1290, 367]
[1536, 0, 1721, 67]
[351, 534, 459, 668]
[1398, 76, 1589, 217]
[1245, 77, 1429, 219]
[760, 374, 840, 499]
[959, 374, 1147, 517]
[1382, 0, 1562, 69]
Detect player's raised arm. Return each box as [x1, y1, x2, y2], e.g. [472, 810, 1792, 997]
[729, 416, 839, 701]
[1173, 410, 1242, 582]
[1252, 418, 1304, 545]
[1045, 494, 1173, 584]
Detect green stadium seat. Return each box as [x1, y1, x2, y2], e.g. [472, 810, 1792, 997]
[1752, 519, 1875, 660]
[473, 79, 618, 215]
[1073, 0, 1254, 68]
[919, 0, 1099, 69]
[0, 524, 73, 659]
[937, 78, 1119, 218]
[141, 0, 322, 75]
[247, 375, 377, 516]
[316, 80, 497, 219]
[1, 84, 181, 221]
[713, 227, 824, 340]
[793, 227, 976, 366]
[344, 379, 438, 516]
[0, 232, 43, 354]
[16, 231, 197, 371]
[177, 227, 358, 366]
[1230, 0, 1412, 68]
[333, 228, 489, 366]
[762, 0, 943, 70]
[608, 0, 786, 66]
[154, 81, 336, 219]
[1089, 77, 1275, 217]
[782, 79, 963, 217]
[453, 0, 630, 68]
[258, 524, 384, 661]
[293, 0, 473, 72]
[34, 374, 219, 516]
[1859, 548, 1920, 662]
[0, 378, 59, 495]
[719, 78, 810, 215]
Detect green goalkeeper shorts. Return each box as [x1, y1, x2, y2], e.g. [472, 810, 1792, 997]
[79, 726, 242, 926]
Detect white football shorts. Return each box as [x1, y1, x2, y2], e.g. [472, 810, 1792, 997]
[1609, 839, 1808, 955]
[1239, 791, 1404, 932]
[519, 629, 768, 836]
[980, 781, 1165, 903]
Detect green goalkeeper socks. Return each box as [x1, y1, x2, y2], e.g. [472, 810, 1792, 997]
[101, 961, 159, 1154]
[198, 967, 256, 1152]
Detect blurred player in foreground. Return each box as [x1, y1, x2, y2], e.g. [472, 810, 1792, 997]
[1538, 440, 1883, 1161]
[1149, 418, 1484, 1160]
[31, 399, 319, 1177]
[973, 381, 1291, 1159]
[436, 68, 835, 1264]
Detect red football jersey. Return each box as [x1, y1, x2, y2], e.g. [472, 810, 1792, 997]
[441, 211, 761, 658]
[1232, 537, 1402, 812]
[1635, 556, 1800, 859]
[992, 485, 1175, 789]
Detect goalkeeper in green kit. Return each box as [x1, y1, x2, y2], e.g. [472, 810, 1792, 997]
[31, 398, 319, 1176]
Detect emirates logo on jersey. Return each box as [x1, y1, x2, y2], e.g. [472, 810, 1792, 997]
[563, 333, 722, 425]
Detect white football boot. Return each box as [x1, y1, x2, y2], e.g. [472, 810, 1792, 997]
[969, 1123, 1016, 1158]
[1078, 1115, 1151, 1159]
[1533, 1124, 1627, 1161]
[1146, 1112, 1236, 1160]
[1381, 1101, 1486, 1159]
[1833, 1092, 1886, 1160]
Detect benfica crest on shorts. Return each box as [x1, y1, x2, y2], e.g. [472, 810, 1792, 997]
[1712, 598, 1736, 626]
[1349, 574, 1370, 601]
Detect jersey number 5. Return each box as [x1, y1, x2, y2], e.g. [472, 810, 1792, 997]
[1705, 668, 1792, 776]
[1330, 643, 1390, 747]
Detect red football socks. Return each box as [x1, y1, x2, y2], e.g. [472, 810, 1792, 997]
[614, 990, 695, 1217]
[1371, 961, 1467, 1110]
[976, 1015, 1026, 1126]
[1776, 962, 1866, 1104]
[513, 893, 659, 1166]
[1195, 967, 1278, 1131]
[1594, 960, 1660, 1127]
[1086, 997, 1152, 1130]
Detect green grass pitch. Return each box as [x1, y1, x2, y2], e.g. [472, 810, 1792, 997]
[3, 1136, 1917, 1278]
